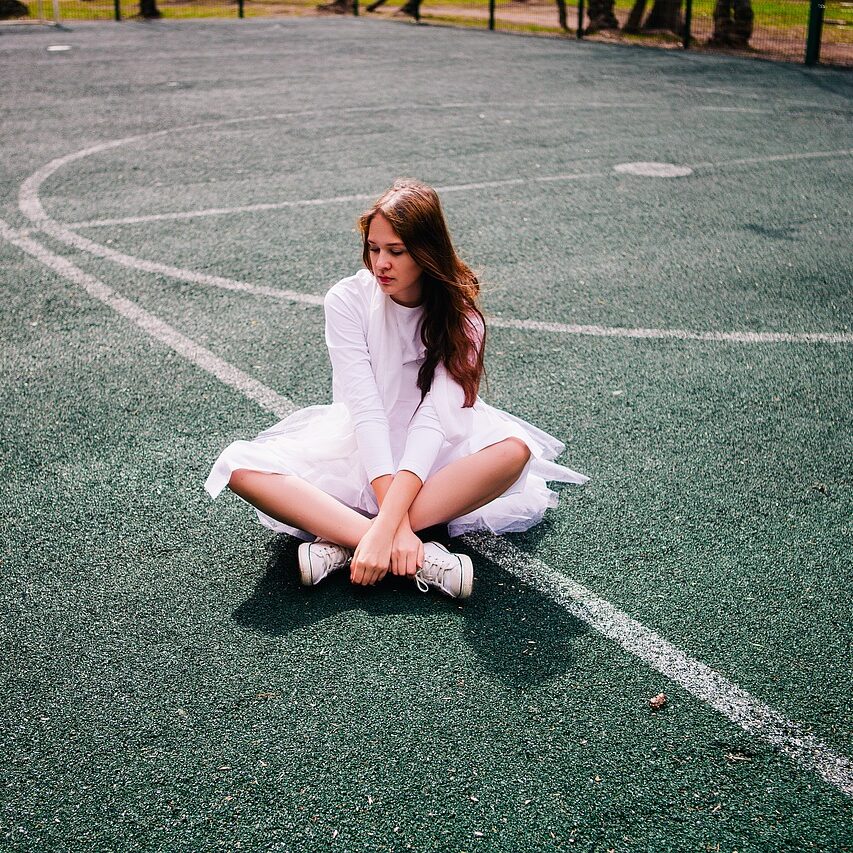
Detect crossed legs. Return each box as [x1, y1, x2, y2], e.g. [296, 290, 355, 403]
[227, 437, 531, 548]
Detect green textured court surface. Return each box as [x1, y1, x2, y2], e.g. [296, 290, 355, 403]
[2, 18, 852, 851]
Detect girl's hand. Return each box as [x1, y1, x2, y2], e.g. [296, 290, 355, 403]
[350, 523, 392, 586]
[391, 521, 423, 578]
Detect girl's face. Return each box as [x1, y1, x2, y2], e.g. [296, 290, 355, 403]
[367, 213, 424, 307]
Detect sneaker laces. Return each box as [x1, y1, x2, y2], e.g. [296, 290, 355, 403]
[313, 541, 351, 567]
[415, 569, 439, 593]
[414, 556, 453, 593]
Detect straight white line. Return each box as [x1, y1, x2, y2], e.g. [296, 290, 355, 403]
[697, 106, 776, 114]
[3, 221, 850, 799]
[489, 316, 853, 345]
[64, 194, 376, 229]
[0, 219, 295, 420]
[63, 172, 605, 230]
[466, 532, 853, 798]
[56, 146, 853, 231]
[691, 148, 853, 170]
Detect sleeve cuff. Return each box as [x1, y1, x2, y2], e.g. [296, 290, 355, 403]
[397, 426, 445, 484]
[354, 422, 394, 482]
[366, 462, 395, 482]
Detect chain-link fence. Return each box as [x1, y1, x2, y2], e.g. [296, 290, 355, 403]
[0, 0, 319, 21]
[2, 0, 850, 66]
[364, 0, 851, 66]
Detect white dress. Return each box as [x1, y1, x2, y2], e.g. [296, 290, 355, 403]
[205, 269, 588, 539]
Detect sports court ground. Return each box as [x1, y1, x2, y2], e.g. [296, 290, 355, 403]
[1, 18, 851, 851]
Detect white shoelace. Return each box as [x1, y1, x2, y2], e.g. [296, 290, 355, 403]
[414, 560, 452, 593]
[313, 542, 351, 568]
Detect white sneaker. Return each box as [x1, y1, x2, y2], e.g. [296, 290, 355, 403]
[298, 538, 353, 586]
[415, 542, 474, 599]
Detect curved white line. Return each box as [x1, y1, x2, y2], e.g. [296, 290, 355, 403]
[18, 122, 853, 346]
[27, 214, 325, 308]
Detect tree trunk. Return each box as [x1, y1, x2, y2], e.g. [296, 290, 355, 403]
[642, 0, 682, 32]
[397, 0, 421, 18]
[585, 0, 618, 31]
[139, 0, 162, 17]
[0, 0, 29, 18]
[622, 0, 647, 32]
[709, 0, 753, 45]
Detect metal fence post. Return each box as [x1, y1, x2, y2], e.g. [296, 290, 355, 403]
[805, 0, 823, 64]
[683, 0, 692, 48]
[114, 0, 121, 20]
[488, 0, 495, 29]
[577, 0, 583, 36]
[353, 0, 359, 15]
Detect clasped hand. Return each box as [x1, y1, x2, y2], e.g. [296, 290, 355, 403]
[350, 519, 424, 586]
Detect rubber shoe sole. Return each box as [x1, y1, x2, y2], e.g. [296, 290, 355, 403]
[297, 542, 318, 586]
[455, 553, 474, 599]
[297, 541, 351, 586]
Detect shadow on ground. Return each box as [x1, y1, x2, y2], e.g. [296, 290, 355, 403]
[232, 529, 588, 688]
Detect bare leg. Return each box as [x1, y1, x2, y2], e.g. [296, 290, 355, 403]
[228, 470, 371, 549]
[408, 438, 531, 532]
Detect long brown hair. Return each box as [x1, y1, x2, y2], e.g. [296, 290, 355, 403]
[358, 179, 486, 407]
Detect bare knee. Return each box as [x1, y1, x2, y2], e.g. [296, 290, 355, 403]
[227, 468, 250, 496]
[227, 468, 274, 497]
[496, 437, 531, 474]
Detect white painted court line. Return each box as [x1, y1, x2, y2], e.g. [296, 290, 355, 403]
[58, 145, 853, 230]
[19, 213, 853, 345]
[61, 172, 606, 230]
[489, 316, 853, 345]
[18, 134, 853, 347]
[22, 215, 326, 308]
[466, 533, 853, 798]
[18, 216, 853, 345]
[0, 219, 295, 421]
[2, 219, 851, 799]
[697, 106, 776, 114]
[63, 195, 377, 230]
[691, 148, 853, 170]
[613, 162, 693, 178]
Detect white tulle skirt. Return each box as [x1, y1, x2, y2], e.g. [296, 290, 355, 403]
[204, 401, 588, 540]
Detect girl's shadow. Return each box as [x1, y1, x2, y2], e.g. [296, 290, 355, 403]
[232, 528, 588, 688]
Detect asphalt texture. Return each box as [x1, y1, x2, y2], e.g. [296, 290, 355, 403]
[1, 18, 852, 852]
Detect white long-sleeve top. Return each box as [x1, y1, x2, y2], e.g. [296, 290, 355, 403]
[324, 271, 446, 484]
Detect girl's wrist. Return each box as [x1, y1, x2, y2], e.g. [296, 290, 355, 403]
[371, 512, 399, 537]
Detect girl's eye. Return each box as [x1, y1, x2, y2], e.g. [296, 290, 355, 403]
[390, 250, 403, 256]
[369, 247, 379, 253]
